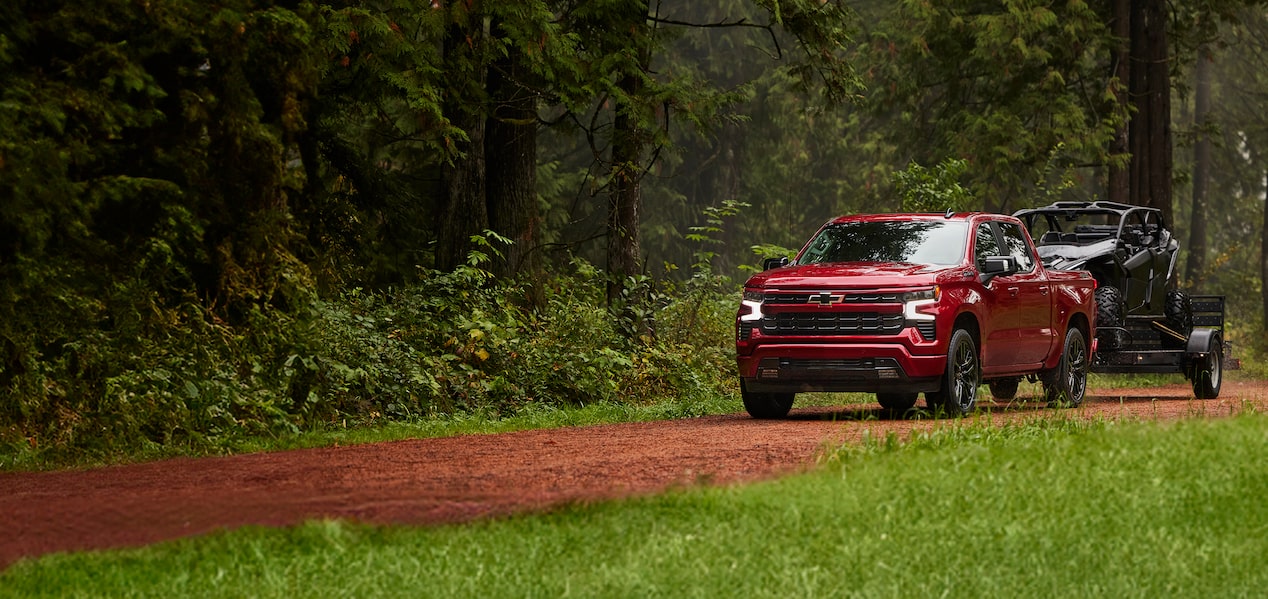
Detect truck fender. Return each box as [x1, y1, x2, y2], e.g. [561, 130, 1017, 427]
[1185, 328, 1221, 355]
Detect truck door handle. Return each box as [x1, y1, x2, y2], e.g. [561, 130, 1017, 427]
[1040, 285, 1050, 295]
[1007, 286, 1019, 297]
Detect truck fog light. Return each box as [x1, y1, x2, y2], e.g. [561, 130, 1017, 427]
[878, 369, 899, 380]
[759, 367, 780, 379]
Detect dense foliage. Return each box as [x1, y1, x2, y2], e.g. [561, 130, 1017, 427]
[1, 0, 1265, 463]
[0, 252, 738, 463]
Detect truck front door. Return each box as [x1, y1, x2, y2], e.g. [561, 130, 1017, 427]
[974, 222, 1021, 370]
[998, 221, 1054, 366]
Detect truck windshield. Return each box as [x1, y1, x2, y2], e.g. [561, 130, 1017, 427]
[796, 220, 968, 266]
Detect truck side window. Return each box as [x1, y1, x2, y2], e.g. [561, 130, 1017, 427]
[974, 223, 1000, 271]
[999, 222, 1035, 272]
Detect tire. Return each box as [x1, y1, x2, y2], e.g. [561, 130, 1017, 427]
[1094, 286, 1125, 350]
[877, 393, 918, 413]
[1043, 327, 1089, 408]
[1191, 343, 1223, 399]
[988, 378, 1020, 400]
[1165, 289, 1193, 334]
[927, 328, 980, 417]
[740, 380, 794, 419]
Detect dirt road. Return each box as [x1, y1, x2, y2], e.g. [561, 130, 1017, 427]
[2, 380, 1264, 569]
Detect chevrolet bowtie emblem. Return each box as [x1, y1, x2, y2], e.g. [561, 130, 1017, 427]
[812, 292, 839, 305]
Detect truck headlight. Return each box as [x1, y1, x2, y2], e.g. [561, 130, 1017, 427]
[740, 290, 764, 322]
[902, 288, 939, 303]
[903, 286, 939, 321]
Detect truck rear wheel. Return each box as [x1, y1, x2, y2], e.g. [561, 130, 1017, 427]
[928, 328, 980, 417]
[740, 380, 794, 419]
[1043, 327, 1089, 408]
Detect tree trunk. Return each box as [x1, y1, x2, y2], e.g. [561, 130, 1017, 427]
[1127, 0, 1173, 225]
[486, 39, 543, 305]
[1186, 46, 1212, 288]
[605, 0, 651, 310]
[607, 79, 645, 306]
[1262, 169, 1268, 334]
[1107, 0, 1131, 204]
[436, 10, 490, 273]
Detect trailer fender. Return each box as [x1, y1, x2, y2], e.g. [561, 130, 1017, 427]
[1185, 328, 1221, 356]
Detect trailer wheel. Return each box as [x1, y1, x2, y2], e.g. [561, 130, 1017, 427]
[1191, 344, 1223, 400]
[1043, 327, 1089, 408]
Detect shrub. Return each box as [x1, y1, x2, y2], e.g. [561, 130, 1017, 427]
[0, 259, 740, 465]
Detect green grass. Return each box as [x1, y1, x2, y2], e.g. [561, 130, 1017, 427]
[4, 413, 1267, 598]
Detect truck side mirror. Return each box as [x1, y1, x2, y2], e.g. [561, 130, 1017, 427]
[979, 255, 1016, 284]
[762, 257, 790, 271]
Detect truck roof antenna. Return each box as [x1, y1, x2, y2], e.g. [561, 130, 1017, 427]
[944, 208, 954, 219]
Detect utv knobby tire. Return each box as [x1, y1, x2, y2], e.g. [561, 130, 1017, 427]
[1095, 286, 1125, 350]
[1165, 289, 1194, 335]
[740, 380, 794, 419]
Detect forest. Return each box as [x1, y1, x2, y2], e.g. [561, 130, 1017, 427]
[1, 0, 1266, 459]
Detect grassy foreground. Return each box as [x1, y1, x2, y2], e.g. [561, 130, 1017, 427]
[4, 413, 1267, 598]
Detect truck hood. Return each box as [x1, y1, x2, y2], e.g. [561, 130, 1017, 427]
[745, 262, 954, 289]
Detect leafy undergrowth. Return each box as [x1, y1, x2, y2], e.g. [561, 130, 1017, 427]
[6, 414, 1268, 597]
[0, 260, 740, 471]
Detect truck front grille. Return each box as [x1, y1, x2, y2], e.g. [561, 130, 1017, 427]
[760, 312, 905, 335]
[765, 292, 902, 305]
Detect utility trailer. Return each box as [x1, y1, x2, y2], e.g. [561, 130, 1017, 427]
[1013, 202, 1243, 400]
[1091, 294, 1240, 398]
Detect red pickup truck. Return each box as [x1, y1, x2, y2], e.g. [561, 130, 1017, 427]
[736, 212, 1097, 418]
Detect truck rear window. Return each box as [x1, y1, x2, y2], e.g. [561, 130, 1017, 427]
[796, 220, 968, 266]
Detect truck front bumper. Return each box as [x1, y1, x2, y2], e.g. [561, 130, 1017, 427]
[737, 344, 945, 394]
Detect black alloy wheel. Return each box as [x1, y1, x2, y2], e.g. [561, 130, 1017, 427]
[1043, 327, 1089, 407]
[929, 328, 980, 417]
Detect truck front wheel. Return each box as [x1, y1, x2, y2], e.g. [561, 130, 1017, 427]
[928, 328, 980, 417]
[988, 378, 1020, 400]
[1043, 327, 1089, 408]
[877, 393, 918, 413]
[740, 380, 794, 419]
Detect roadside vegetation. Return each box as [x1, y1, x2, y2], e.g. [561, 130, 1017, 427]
[0, 253, 746, 471]
[5, 2, 1267, 471]
[2, 240, 1261, 472]
[4, 412, 1267, 597]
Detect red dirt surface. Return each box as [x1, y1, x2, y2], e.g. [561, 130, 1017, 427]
[2, 380, 1265, 569]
